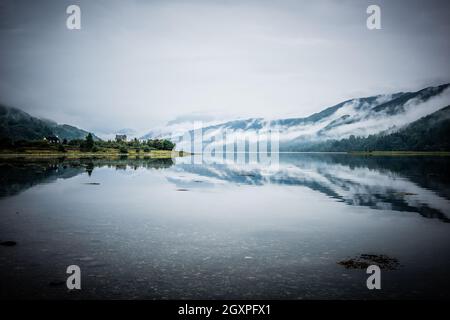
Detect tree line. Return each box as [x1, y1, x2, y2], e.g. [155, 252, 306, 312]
[68, 134, 176, 152]
[0, 133, 176, 153]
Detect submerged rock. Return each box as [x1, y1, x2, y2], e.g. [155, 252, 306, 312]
[338, 254, 400, 270]
[49, 280, 65, 287]
[0, 241, 17, 246]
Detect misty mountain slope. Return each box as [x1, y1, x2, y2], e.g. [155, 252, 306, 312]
[279, 83, 450, 148]
[0, 104, 100, 141]
[0, 104, 53, 141]
[294, 105, 450, 152]
[142, 83, 450, 152]
[372, 84, 449, 114]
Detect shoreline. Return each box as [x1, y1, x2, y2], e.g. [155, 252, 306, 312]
[348, 151, 450, 156]
[0, 150, 187, 159]
[1, 150, 449, 159]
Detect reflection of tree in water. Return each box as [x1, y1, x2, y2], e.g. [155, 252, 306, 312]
[2, 154, 450, 223]
[0, 158, 78, 198]
[0, 157, 174, 197]
[86, 162, 94, 176]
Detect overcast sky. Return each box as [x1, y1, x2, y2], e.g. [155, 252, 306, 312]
[0, 0, 449, 136]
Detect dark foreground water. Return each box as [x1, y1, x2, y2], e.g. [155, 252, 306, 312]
[0, 153, 449, 299]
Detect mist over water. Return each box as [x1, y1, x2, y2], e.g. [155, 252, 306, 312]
[0, 153, 449, 299]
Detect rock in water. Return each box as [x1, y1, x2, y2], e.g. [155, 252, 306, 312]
[337, 254, 400, 270]
[0, 241, 17, 246]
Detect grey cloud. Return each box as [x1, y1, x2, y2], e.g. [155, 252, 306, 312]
[0, 0, 449, 134]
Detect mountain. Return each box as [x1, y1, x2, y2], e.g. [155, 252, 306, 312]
[0, 104, 100, 142]
[141, 84, 450, 151]
[297, 105, 450, 152]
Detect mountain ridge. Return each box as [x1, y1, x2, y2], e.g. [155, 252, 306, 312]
[0, 104, 100, 142]
[141, 83, 450, 152]
[288, 105, 450, 152]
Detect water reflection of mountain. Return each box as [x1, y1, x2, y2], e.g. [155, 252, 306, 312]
[0, 157, 174, 198]
[1, 154, 449, 222]
[170, 154, 450, 222]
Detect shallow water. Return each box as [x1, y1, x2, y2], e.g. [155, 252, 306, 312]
[0, 153, 449, 299]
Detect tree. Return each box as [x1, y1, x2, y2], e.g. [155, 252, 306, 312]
[119, 146, 128, 154]
[162, 139, 175, 150]
[80, 133, 95, 151]
[85, 133, 94, 150]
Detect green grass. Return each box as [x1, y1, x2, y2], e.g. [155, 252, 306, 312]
[0, 148, 188, 159]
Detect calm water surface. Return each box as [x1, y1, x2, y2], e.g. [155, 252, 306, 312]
[0, 153, 449, 299]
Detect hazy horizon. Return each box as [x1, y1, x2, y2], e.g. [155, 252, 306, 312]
[1, 0, 450, 137]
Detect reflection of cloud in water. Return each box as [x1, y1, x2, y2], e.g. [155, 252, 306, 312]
[1, 156, 449, 222]
[167, 155, 450, 222]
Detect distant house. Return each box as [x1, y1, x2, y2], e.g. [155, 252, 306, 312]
[115, 134, 127, 142]
[44, 135, 60, 144]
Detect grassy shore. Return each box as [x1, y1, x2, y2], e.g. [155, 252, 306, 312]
[349, 151, 450, 156]
[0, 148, 188, 159]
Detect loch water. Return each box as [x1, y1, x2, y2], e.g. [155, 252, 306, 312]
[0, 153, 449, 299]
